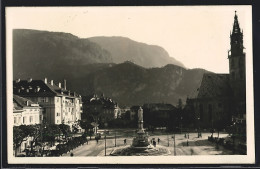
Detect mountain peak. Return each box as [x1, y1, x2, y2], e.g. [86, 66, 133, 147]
[88, 36, 185, 68]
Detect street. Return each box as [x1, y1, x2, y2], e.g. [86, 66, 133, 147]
[63, 131, 233, 156]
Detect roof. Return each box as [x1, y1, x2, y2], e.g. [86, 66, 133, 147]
[143, 103, 176, 111]
[13, 79, 81, 98]
[191, 73, 233, 99]
[13, 94, 40, 109]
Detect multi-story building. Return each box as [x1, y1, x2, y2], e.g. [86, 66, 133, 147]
[82, 94, 120, 128]
[13, 94, 43, 155]
[13, 78, 83, 127]
[13, 94, 43, 126]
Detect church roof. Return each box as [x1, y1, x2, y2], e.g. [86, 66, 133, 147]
[191, 73, 233, 99]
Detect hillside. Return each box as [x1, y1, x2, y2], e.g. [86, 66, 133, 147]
[88, 36, 185, 68]
[13, 29, 207, 106]
[13, 29, 113, 79]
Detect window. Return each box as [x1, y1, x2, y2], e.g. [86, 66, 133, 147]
[29, 116, 33, 123]
[56, 112, 60, 116]
[23, 117, 27, 124]
[39, 97, 49, 103]
[56, 98, 59, 103]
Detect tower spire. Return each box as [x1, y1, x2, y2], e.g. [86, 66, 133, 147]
[233, 11, 241, 34]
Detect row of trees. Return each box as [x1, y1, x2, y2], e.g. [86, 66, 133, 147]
[13, 123, 75, 156]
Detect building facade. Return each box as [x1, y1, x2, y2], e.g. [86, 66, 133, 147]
[13, 94, 43, 126]
[13, 78, 83, 127]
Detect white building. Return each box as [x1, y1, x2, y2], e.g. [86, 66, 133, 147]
[13, 94, 43, 126]
[13, 78, 83, 127]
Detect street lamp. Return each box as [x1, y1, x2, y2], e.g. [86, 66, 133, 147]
[197, 117, 200, 138]
[172, 134, 176, 156]
[104, 130, 107, 156]
[167, 133, 169, 147]
[115, 131, 117, 147]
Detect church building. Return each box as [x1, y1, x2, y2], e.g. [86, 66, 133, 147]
[186, 12, 246, 132]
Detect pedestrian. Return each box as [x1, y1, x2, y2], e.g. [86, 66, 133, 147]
[187, 140, 189, 146]
[86, 139, 88, 145]
[190, 148, 194, 155]
[188, 133, 189, 139]
[124, 139, 127, 145]
[153, 140, 156, 147]
[150, 139, 153, 144]
[158, 138, 160, 144]
[184, 133, 186, 138]
[70, 152, 74, 157]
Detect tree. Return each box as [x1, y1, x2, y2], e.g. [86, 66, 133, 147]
[13, 125, 32, 156]
[58, 123, 71, 141]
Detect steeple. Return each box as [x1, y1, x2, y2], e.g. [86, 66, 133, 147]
[232, 11, 241, 34]
[230, 11, 244, 56]
[228, 11, 246, 98]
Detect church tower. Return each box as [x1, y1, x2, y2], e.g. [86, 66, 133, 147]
[228, 11, 246, 116]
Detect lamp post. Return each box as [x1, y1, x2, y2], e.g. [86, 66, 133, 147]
[115, 131, 117, 147]
[197, 117, 200, 138]
[172, 134, 176, 156]
[180, 116, 183, 134]
[105, 131, 107, 156]
[167, 133, 169, 147]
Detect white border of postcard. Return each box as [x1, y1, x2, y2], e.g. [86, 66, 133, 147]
[6, 5, 255, 164]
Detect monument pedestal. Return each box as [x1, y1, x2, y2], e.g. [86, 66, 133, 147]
[132, 131, 150, 148]
[109, 107, 171, 156]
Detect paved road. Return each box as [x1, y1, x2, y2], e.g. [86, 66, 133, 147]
[63, 132, 233, 156]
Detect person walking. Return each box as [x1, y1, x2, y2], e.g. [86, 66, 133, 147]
[124, 139, 127, 145]
[157, 138, 160, 144]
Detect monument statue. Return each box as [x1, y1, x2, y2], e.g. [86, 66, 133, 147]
[110, 106, 171, 156]
[132, 106, 149, 147]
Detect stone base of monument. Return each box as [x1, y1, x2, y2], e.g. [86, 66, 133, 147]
[109, 130, 171, 156]
[131, 131, 150, 147]
[109, 144, 171, 156]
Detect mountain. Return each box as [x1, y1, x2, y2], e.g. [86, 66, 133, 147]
[75, 62, 208, 106]
[13, 29, 113, 79]
[88, 36, 185, 68]
[13, 29, 207, 106]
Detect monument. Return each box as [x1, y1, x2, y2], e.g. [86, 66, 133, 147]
[109, 106, 170, 156]
[132, 107, 150, 147]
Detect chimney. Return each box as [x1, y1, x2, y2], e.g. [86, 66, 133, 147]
[58, 82, 61, 88]
[51, 80, 53, 86]
[27, 78, 32, 83]
[26, 101, 29, 106]
[44, 78, 47, 84]
[16, 79, 20, 83]
[68, 90, 70, 96]
[64, 79, 67, 90]
[74, 92, 76, 96]
[37, 86, 40, 92]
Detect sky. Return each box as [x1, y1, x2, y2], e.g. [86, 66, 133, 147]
[6, 6, 252, 73]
